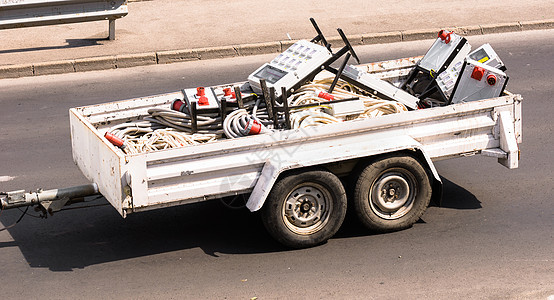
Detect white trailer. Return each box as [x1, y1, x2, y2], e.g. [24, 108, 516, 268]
[1, 57, 522, 248]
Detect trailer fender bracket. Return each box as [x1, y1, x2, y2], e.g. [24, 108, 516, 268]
[246, 135, 440, 212]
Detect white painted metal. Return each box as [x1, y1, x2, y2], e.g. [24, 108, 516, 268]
[69, 57, 522, 217]
[0, 0, 128, 39]
[248, 40, 333, 97]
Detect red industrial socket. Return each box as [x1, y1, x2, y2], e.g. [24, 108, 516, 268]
[471, 66, 485, 81]
[438, 30, 453, 44]
[487, 74, 497, 86]
[197, 87, 205, 96]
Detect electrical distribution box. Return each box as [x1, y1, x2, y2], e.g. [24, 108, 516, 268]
[248, 40, 332, 98]
[182, 87, 220, 114]
[400, 30, 472, 106]
[468, 43, 506, 71]
[418, 30, 471, 74]
[342, 64, 420, 110]
[450, 59, 508, 104]
[436, 43, 506, 102]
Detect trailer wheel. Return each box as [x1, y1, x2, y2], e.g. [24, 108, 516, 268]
[261, 170, 347, 248]
[353, 154, 432, 232]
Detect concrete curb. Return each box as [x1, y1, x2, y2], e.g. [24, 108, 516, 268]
[1, 19, 553, 79]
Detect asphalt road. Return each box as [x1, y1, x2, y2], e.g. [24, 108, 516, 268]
[0, 30, 553, 299]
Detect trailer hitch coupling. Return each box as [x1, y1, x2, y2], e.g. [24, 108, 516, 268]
[0, 183, 99, 216]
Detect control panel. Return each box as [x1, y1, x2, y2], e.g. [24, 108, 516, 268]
[248, 40, 333, 98]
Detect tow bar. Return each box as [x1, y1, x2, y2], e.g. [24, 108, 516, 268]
[1, 183, 100, 216]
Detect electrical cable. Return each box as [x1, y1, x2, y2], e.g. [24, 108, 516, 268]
[286, 77, 407, 128]
[222, 109, 271, 139]
[123, 129, 219, 155]
[17, 207, 42, 218]
[0, 205, 28, 232]
[106, 107, 226, 154]
[105, 77, 407, 153]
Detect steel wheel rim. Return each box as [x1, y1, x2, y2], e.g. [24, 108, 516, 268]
[282, 183, 332, 235]
[369, 168, 416, 220]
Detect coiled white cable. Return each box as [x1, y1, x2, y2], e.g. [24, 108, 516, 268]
[287, 77, 407, 128]
[106, 77, 407, 152]
[223, 109, 271, 139]
[123, 129, 218, 155]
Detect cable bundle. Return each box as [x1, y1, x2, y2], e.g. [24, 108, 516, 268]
[286, 77, 407, 128]
[290, 109, 341, 128]
[147, 108, 222, 134]
[223, 109, 271, 139]
[105, 77, 408, 153]
[106, 109, 223, 154]
[123, 129, 218, 155]
[290, 78, 406, 115]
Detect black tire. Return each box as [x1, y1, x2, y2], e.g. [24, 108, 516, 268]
[261, 169, 347, 248]
[353, 154, 432, 232]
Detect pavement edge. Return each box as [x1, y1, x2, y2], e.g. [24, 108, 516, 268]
[1, 19, 553, 79]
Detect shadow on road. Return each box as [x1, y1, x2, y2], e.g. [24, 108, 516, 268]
[435, 177, 482, 210]
[0, 38, 105, 55]
[0, 176, 480, 271]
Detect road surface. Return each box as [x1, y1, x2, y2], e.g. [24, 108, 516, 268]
[0, 30, 553, 299]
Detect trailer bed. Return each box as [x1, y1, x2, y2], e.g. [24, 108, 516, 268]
[69, 57, 522, 217]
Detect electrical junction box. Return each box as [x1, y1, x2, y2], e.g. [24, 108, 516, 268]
[182, 87, 220, 114]
[342, 64, 419, 110]
[213, 86, 240, 104]
[248, 40, 332, 98]
[418, 30, 471, 74]
[450, 59, 508, 104]
[323, 99, 365, 117]
[468, 43, 506, 71]
[437, 44, 505, 101]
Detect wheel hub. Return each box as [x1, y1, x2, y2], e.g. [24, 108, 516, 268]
[291, 195, 318, 223]
[375, 175, 409, 211]
[283, 184, 330, 233]
[382, 183, 402, 203]
[301, 199, 312, 212]
[369, 170, 416, 220]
